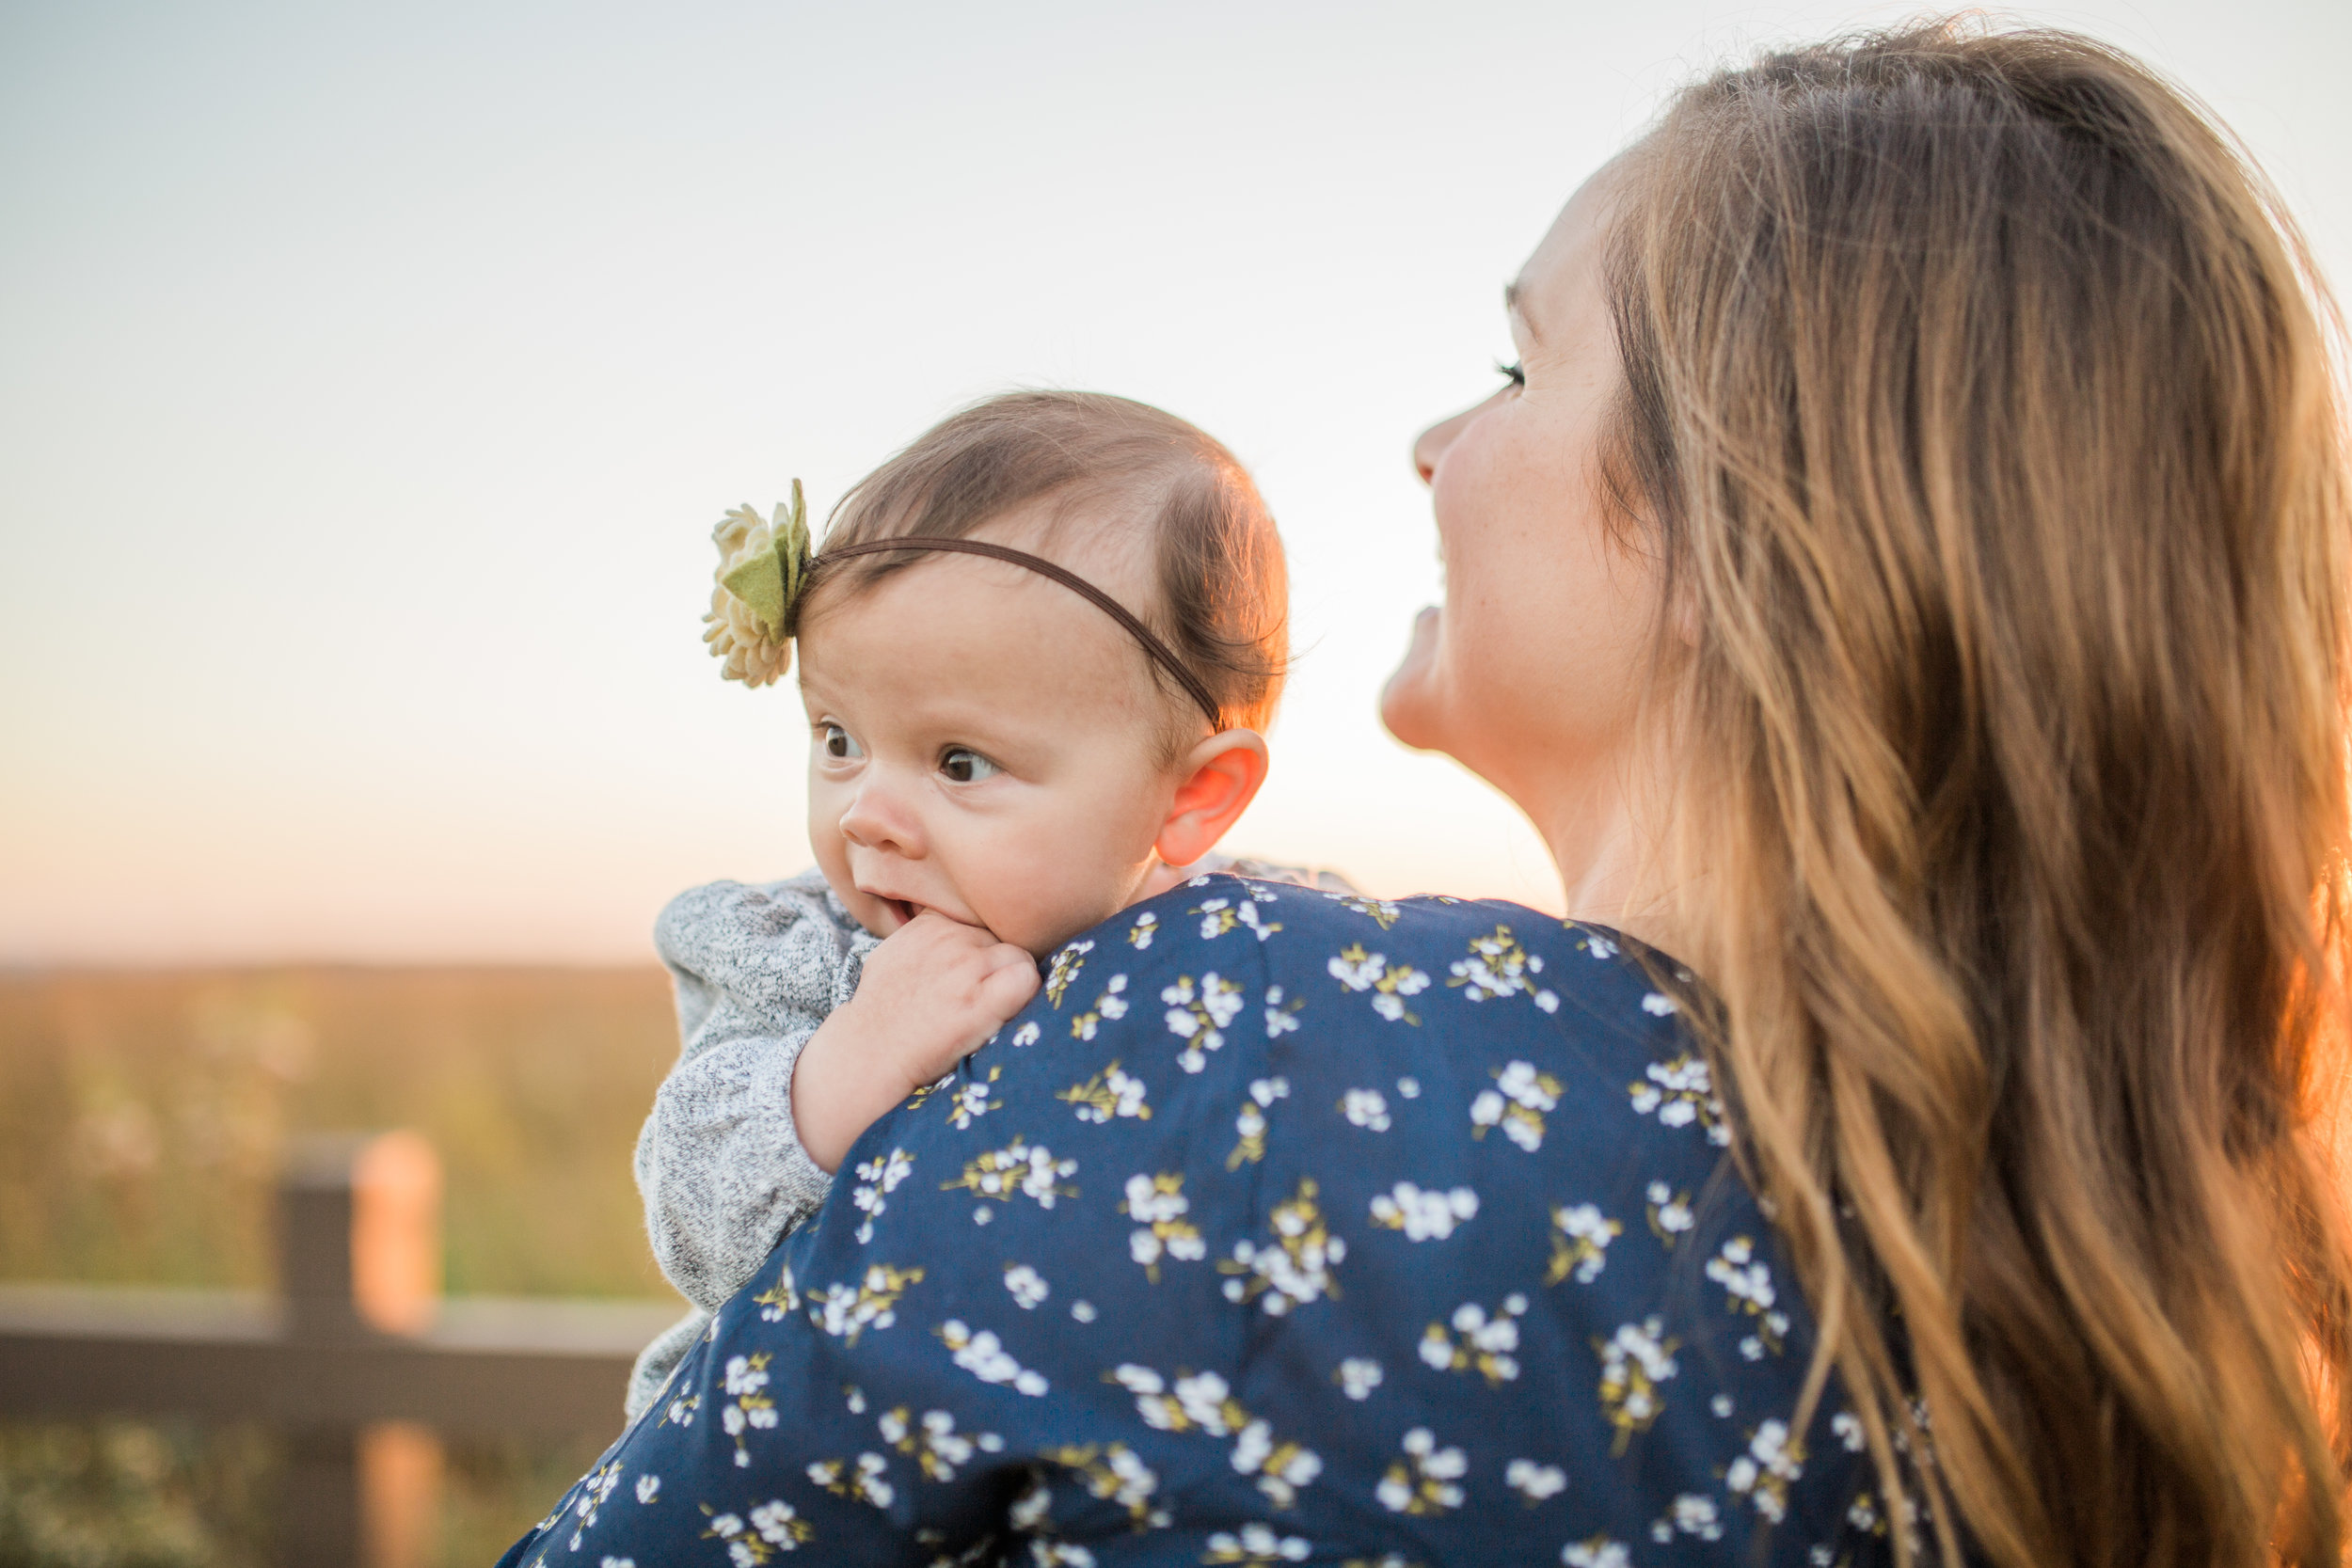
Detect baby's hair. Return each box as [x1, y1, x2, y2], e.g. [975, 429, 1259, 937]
[803, 391, 1289, 748]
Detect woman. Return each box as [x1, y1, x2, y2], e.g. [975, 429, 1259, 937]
[506, 22, 2352, 1567]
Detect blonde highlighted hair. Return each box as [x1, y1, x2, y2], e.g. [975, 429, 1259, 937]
[1608, 22, 2352, 1566]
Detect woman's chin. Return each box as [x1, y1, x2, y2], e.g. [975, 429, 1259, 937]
[1380, 607, 1448, 752]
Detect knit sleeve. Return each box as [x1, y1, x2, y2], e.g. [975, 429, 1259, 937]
[634, 872, 873, 1317]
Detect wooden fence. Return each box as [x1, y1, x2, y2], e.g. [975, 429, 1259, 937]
[0, 1131, 676, 1566]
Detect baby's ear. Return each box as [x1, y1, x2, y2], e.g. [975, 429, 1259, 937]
[1154, 730, 1271, 870]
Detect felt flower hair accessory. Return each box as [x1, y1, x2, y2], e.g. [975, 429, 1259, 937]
[703, 480, 813, 688]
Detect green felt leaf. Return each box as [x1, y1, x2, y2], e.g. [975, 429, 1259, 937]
[722, 547, 787, 633]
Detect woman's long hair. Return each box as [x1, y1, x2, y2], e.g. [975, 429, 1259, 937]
[1607, 23, 2352, 1565]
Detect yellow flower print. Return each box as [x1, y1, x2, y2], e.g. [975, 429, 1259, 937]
[1594, 1317, 1680, 1454]
[1163, 972, 1245, 1071]
[807, 1263, 925, 1345]
[1069, 974, 1131, 1040]
[752, 1265, 799, 1321]
[1219, 1179, 1343, 1313]
[1327, 944, 1431, 1023]
[1645, 1182, 1695, 1249]
[1042, 1442, 1167, 1528]
[1446, 926, 1560, 1012]
[1226, 1075, 1288, 1169]
[1322, 891, 1403, 929]
[877, 1405, 1003, 1481]
[1120, 1173, 1205, 1282]
[1044, 940, 1093, 1007]
[721, 1352, 779, 1465]
[698, 1497, 812, 1559]
[1193, 890, 1283, 942]
[1706, 1235, 1791, 1358]
[1418, 1294, 1528, 1386]
[941, 1137, 1078, 1208]
[1375, 1427, 1468, 1515]
[1548, 1203, 1622, 1285]
[1628, 1052, 1731, 1146]
[803, 1451, 893, 1508]
[1059, 1060, 1151, 1124]
[1469, 1061, 1564, 1151]
[1205, 1523, 1313, 1563]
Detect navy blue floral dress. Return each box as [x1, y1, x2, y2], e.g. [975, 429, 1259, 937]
[501, 877, 1884, 1567]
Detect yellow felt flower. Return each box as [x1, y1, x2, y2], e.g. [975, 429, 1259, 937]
[703, 480, 812, 688]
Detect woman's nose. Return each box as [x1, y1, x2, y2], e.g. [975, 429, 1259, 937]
[1413, 405, 1476, 485]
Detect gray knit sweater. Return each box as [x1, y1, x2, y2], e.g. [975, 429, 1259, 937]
[626, 869, 877, 1418]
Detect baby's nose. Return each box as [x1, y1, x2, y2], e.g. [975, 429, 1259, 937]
[838, 777, 924, 856]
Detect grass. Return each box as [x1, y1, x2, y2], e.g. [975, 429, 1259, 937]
[0, 966, 684, 1564]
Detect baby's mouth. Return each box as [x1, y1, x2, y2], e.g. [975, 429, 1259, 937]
[883, 896, 922, 927]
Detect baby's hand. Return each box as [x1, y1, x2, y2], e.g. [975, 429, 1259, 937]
[790, 912, 1040, 1172]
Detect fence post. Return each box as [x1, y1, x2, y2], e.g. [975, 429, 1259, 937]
[276, 1132, 444, 1568]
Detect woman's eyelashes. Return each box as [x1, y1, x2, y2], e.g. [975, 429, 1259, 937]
[819, 722, 864, 760]
[939, 747, 1002, 784]
[1496, 359, 1526, 390]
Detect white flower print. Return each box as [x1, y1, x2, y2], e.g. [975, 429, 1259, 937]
[1042, 1440, 1167, 1528]
[1421, 1293, 1528, 1385]
[1562, 1539, 1631, 1568]
[718, 1354, 779, 1465]
[808, 1262, 925, 1345]
[1645, 1181, 1695, 1247]
[1071, 1300, 1097, 1323]
[1548, 1202, 1623, 1285]
[1711, 1394, 1736, 1418]
[1003, 1262, 1050, 1309]
[1068, 975, 1130, 1041]
[1376, 1427, 1468, 1515]
[1058, 1060, 1150, 1123]
[1369, 1180, 1479, 1241]
[701, 1497, 811, 1558]
[946, 1076, 1000, 1130]
[1395, 1075, 1421, 1099]
[1574, 929, 1621, 961]
[943, 1138, 1078, 1208]
[1659, 1492, 1724, 1542]
[1342, 1088, 1391, 1132]
[1707, 1234, 1791, 1357]
[1195, 893, 1282, 942]
[1128, 910, 1157, 949]
[1322, 890, 1403, 928]
[804, 1451, 895, 1509]
[1263, 985, 1303, 1037]
[1643, 990, 1678, 1016]
[1043, 940, 1092, 1007]
[1833, 1410, 1867, 1451]
[1446, 926, 1559, 1012]
[1335, 1356, 1383, 1401]
[1031, 1544, 1095, 1566]
[937, 1319, 1048, 1396]
[1724, 1418, 1804, 1521]
[1221, 1180, 1343, 1313]
[1505, 1458, 1567, 1504]
[1327, 944, 1432, 1023]
[1596, 1317, 1680, 1453]
[1227, 1076, 1288, 1169]
[1009, 1477, 1053, 1532]
[1120, 1172, 1205, 1282]
[1203, 1523, 1312, 1564]
[1114, 1364, 1322, 1508]
[1011, 1022, 1041, 1048]
[634, 1473, 660, 1504]
[1232, 1417, 1324, 1507]
[850, 1148, 914, 1244]
[1163, 972, 1246, 1071]
[879, 1405, 996, 1481]
[1629, 1052, 1732, 1145]
[1469, 1060, 1565, 1151]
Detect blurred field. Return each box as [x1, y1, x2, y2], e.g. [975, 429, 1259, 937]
[0, 966, 682, 1564]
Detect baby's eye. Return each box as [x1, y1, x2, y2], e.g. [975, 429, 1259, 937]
[820, 723, 864, 760]
[940, 747, 1001, 784]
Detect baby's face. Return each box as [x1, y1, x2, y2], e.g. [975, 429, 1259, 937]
[795, 524, 1189, 958]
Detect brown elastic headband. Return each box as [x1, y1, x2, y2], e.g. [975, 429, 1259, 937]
[815, 536, 1224, 728]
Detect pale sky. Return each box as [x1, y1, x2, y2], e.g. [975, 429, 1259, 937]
[4, 0, 2346, 964]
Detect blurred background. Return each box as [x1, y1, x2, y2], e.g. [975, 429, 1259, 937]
[3, 0, 2346, 1559]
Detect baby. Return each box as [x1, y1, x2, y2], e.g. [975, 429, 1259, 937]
[627, 390, 1320, 1416]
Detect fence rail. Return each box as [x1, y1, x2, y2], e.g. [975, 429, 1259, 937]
[0, 1131, 675, 1566]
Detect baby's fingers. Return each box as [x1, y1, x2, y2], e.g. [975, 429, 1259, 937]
[976, 950, 1041, 1021]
